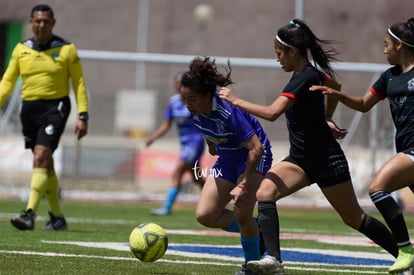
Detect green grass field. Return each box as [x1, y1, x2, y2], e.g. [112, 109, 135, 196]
[0, 199, 412, 275]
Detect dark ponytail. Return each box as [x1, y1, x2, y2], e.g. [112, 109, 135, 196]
[277, 18, 339, 78]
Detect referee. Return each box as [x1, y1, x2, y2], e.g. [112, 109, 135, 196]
[0, 4, 89, 230]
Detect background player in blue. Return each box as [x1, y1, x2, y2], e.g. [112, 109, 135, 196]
[311, 18, 414, 274]
[220, 19, 399, 275]
[181, 56, 273, 275]
[145, 72, 205, 216]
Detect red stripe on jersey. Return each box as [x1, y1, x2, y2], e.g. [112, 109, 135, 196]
[370, 87, 385, 100]
[281, 92, 297, 103]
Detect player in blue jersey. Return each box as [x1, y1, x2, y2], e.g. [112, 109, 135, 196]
[181, 57, 273, 275]
[145, 72, 205, 216]
[220, 19, 399, 275]
[311, 18, 414, 274]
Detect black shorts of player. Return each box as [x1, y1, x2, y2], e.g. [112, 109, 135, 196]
[20, 96, 71, 152]
[283, 145, 351, 188]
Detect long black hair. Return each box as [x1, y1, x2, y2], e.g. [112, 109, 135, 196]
[276, 18, 339, 78]
[181, 56, 234, 97]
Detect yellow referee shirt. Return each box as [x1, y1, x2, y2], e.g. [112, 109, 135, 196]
[0, 35, 88, 114]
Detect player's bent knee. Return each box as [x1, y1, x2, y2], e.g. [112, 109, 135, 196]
[256, 188, 275, 201]
[367, 182, 386, 194]
[195, 212, 216, 227]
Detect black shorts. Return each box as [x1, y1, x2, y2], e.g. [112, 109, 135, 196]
[283, 144, 351, 188]
[20, 97, 71, 152]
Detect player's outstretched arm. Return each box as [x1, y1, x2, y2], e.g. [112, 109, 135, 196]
[310, 85, 379, 113]
[219, 87, 292, 122]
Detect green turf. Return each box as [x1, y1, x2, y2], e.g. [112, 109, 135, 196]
[0, 199, 411, 274]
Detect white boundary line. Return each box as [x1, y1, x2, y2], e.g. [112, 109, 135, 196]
[40, 240, 393, 270]
[0, 249, 388, 274]
[0, 213, 396, 274]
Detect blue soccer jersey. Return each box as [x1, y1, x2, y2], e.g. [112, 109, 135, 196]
[164, 94, 204, 163]
[165, 94, 203, 144]
[192, 93, 271, 164]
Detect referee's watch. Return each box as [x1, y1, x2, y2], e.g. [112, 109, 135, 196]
[79, 112, 89, 121]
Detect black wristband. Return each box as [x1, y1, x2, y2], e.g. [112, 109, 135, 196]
[79, 112, 89, 121]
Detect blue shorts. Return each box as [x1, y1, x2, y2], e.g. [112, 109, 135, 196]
[212, 149, 273, 184]
[180, 136, 205, 164]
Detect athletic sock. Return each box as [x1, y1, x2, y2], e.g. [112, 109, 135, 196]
[258, 201, 281, 261]
[370, 191, 411, 248]
[162, 187, 179, 212]
[45, 170, 62, 217]
[358, 213, 398, 257]
[26, 168, 49, 212]
[223, 218, 240, 233]
[241, 235, 260, 263]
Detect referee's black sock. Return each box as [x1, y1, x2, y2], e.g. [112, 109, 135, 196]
[257, 201, 281, 262]
[370, 190, 411, 249]
[358, 213, 398, 257]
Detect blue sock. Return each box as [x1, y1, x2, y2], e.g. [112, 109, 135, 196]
[241, 235, 260, 263]
[163, 187, 179, 211]
[223, 217, 258, 233]
[223, 218, 240, 232]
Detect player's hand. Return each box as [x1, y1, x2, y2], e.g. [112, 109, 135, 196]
[231, 174, 248, 207]
[145, 138, 154, 147]
[218, 87, 238, 105]
[327, 118, 347, 140]
[309, 85, 340, 97]
[75, 120, 88, 140]
[230, 185, 246, 207]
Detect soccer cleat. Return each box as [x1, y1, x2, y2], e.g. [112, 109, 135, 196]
[44, 211, 67, 231]
[150, 208, 171, 216]
[234, 264, 258, 275]
[389, 246, 414, 274]
[10, 209, 36, 230]
[247, 255, 284, 275]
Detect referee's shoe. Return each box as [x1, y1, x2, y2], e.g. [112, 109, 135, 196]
[10, 209, 36, 230]
[44, 211, 67, 231]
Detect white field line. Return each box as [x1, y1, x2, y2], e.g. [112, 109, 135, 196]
[0, 211, 397, 274]
[0, 249, 236, 266]
[40, 240, 393, 268]
[0, 213, 137, 224]
[0, 213, 408, 248]
[0, 249, 388, 274]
